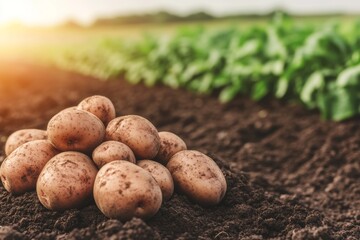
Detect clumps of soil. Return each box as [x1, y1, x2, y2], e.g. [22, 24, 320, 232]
[0, 158, 332, 239]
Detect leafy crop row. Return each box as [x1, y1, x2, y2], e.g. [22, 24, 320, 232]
[53, 14, 360, 121]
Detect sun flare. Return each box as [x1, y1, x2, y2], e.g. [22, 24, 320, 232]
[0, 0, 67, 27]
[0, 1, 36, 26]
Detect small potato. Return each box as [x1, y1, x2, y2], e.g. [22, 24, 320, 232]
[155, 131, 187, 165]
[47, 108, 105, 152]
[92, 141, 136, 168]
[105, 115, 160, 159]
[36, 151, 98, 211]
[94, 160, 162, 221]
[0, 140, 58, 194]
[167, 150, 227, 206]
[4, 129, 47, 156]
[77, 95, 116, 125]
[137, 160, 174, 201]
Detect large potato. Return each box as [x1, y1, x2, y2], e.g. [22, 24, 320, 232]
[105, 115, 160, 159]
[167, 150, 227, 206]
[137, 160, 174, 201]
[77, 95, 116, 125]
[0, 140, 58, 194]
[92, 141, 136, 168]
[94, 160, 162, 221]
[36, 152, 98, 211]
[47, 108, 105, 152]
[4, 129, 47, 156]
[155, 131, 187, 165]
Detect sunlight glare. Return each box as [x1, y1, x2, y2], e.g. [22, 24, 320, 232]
[0, 1, 39, 26]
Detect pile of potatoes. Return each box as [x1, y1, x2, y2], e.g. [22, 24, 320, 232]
[0, 95, 227, 221]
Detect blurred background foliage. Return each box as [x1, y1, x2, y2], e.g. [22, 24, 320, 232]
[1, 10, 359, 121]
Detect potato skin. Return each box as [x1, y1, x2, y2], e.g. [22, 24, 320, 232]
[61, 106, 78, 113]
[0, 140, 58, 194]
[5, 129, 47, 156]
[155, 131, 187, 165]
[77, 95, 116, 125]
[137, 160, 174, 201]
[94, 160, 162, 221]
[167, 150, 227, 206]
[36, 151, 98, 211]
[92, 141, 136, 168]
[47, 109, 105, 152]
[105, 115, 160, 159]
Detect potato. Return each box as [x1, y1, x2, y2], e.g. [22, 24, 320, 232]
[0, 140, 58, 194]
[105, 115, 160, 159]
[36, 151, 98, 211]
[92, 141, 136, 168]
[137, 160, 174, 201]
[4, 129, 47, 156]
[167, 150, 227, 206]
[47, 108, 105, 152]
[94, 160, 162, 221]
[77, 95, 116, 125]
[155, 131, 187, 165]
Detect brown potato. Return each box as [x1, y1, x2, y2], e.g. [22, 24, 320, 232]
[137, 160, 174, 201]
[105, 115, 160, 159]
[155, 131, 187, 165]
[47, 108, 105, 152]
[4, 129, 47, 156]
[0, 140, 58, 194]
[77, 95, 116, 125]
[92, 141, 136, 168]
[167, 150, 227, 206]
[36, 151, 98, 211]
[94, 160, 162, 221]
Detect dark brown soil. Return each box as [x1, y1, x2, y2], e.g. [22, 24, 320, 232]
[0, 60, 359, 240]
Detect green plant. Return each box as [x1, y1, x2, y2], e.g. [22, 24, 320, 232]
[52, 14, 360, 121]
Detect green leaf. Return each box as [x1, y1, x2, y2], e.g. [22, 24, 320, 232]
[336, 65, 360, 87]
[164, 74, 180, 88]
[252, 81, 269, 100]
[275, 77, 289, 98]
[213, 75, 229, 88]
[234, 39, 261, 59]
[261, 60, 284, 75]
[316, 90, 331, 119]
[300, 71, 324, 107]
[331, 88, 358, 121]
[266, 27, 287, 59]
[207, 50, 222, 68]
[197, 74, 214, 94]
[219, 85, 240, 103]
[143, 70, 158, 87]
[182, 62, 206, 83]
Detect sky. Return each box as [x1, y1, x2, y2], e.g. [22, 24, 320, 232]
[0, 0, 360, 26]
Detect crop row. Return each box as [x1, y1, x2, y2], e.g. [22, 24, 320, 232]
[52, 14, 360, 120]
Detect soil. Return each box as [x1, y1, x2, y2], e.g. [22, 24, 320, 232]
[0, 60, 359, 240]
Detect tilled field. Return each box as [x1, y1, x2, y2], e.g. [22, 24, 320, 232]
[0, 61, 359, 239]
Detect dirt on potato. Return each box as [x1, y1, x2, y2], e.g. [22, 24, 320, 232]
[0, 60, 359, 239]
